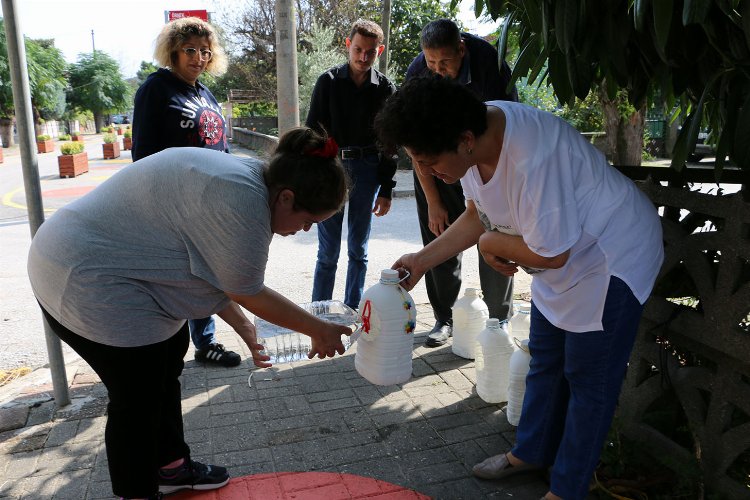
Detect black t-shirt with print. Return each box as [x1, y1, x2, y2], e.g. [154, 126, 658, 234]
[132, 68, 229, 161]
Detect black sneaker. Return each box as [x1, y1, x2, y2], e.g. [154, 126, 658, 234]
[158, 459, 230, 494]
[194, 343, 241, 367]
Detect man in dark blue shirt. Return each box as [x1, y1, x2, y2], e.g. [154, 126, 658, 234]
[306, 19, 397, 312]
[405, 19, 517, 347]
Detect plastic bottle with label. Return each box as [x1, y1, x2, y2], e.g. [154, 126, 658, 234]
[475, 318, 515, 403]
[355, 269, 416, 386]
[509, 302, 531, 341]
[451, 288, 489, 359]
[506, 338, 532, 426]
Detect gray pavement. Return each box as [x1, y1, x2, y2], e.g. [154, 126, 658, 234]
[0, 137, 547, 499]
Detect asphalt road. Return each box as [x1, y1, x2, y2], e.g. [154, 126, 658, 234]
[0, 136, 532, 371]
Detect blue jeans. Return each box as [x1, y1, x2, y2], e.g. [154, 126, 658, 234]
[312, 154, 380, 310]
[512, 277, 643, 499]
[189, 316, 216, 350]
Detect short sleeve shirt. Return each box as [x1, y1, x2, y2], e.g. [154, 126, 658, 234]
[28, 148, 272, 347]
[461, 101, 664, 332]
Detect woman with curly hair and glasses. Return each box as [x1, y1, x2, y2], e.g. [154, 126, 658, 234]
[28, 128, 350, 500]
[132, 16, 240, 366]
[375, 77, 663, 500]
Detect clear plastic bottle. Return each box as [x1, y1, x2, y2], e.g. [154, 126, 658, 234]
[451, 288, 489, 359]
[355, 269, 415, 386]
[509, 302, 531, 341]
[475, 318, 515, 403]
[506, 338, 532, 426]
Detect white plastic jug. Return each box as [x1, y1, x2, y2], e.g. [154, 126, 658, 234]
[355, 269, 415, 386]
[506, 338, 532, 426]
[475, 318, 515, 403]
[451, 288, 489, 359]
[510, 302, 531, 341]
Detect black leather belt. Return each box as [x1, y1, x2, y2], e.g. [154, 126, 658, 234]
[340, 145, 379, 160]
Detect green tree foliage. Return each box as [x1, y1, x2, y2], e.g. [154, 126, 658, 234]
[298, 23, 347, 120]
[469, 0, 750, 173]
[386, 0, 458, 85]
[67, 51, 131, 132]
[135, 61, 158, 87]
[25, 38, 67, 135]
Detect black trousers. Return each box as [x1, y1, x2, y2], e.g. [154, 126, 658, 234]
[413, 171, 514, 323]
[41, 307, 191, 498]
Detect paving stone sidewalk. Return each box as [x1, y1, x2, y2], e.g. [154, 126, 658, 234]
[0, 304, 551, 499]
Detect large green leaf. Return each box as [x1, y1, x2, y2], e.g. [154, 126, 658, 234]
[652, 0, 673, 55]
[548, 47, 574, 105]
[554, 0, 578, 54]
[511, 33, 542, 86]
[683, 0, 712, 25]
[498, 11, 516, 62]
[634, 0, 650, 31]
[742, 1, 750, 51]
[521, 0, 543, 33]
[732, 93, 750, 170]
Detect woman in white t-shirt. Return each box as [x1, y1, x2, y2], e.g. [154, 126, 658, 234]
[375, 77, 663, 500]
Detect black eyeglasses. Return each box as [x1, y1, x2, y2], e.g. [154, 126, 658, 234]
[181, 47, 212, 61]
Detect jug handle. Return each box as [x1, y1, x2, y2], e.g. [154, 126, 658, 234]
[396, 269, 411, 284]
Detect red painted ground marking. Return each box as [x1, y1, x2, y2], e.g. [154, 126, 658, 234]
[42, 186, 96, 198]
[172, 472, 430, 499]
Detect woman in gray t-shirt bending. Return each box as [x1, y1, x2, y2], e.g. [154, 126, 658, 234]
[27, 128, 350, 499]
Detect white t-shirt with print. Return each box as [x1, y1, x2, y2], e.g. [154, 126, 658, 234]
[461, 101, 663, 332]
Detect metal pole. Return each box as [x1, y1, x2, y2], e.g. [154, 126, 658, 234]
[275, 0, 299, 135]
[379, 0, 391, 74]
[1, 0, 70, 406]
[91, 29, 95, 52]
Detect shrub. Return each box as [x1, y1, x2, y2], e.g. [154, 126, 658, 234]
[123, 129, 132, 138]
[60, 142, 85, 155]
[37, 134, 51, 141]
[103, 126, 114, 133]
[58, 134, 72, 141]
[71, 130, 81, 136]
[103, 133, 117, 144]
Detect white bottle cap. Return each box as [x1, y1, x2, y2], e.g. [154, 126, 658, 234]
[465, 287, 482, 297]
[380, 269, 401, 284]
[486, 318, 500, 328]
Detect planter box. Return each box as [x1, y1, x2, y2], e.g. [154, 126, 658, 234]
[37, 139, 54, 153]
[116, 129, 123, 135]
[0, 147, 3, 163]
[71, 135, 84, 143]
[58, 152, 89, 178]
[122, 137, 132, 150]
[103, 142, 120, 159]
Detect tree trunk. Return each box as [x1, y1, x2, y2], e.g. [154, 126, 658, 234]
[599, 87, 646, 166]
[0, 117, 13, 147]
[93, 112, 104, 133]
[32, 106, 42, 138]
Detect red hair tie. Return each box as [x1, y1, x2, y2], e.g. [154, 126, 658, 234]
[306, 137, 339, 159]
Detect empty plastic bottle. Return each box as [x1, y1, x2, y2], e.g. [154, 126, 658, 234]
[509, 302, 531, 341]
[475, 318, 515, 403]
[451, 288, 489, 359]
[506, 338, 532, 426]
[355, 269, 416, 386]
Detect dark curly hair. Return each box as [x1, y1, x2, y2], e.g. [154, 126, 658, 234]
[375, 76, 488, 156]
[265, 127, 349, 215]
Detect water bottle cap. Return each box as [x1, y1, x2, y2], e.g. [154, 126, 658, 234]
[465, 287, 482, 297]
[485, 318, 500, 328]
[379, 269, 401, 284]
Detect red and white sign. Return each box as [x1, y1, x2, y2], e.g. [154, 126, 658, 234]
[166, 10, 209, 22]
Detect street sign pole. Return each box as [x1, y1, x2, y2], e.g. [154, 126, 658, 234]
[1, 0, 70, 406]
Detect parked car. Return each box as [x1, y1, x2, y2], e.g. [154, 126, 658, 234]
[110, 114, 131, 125]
